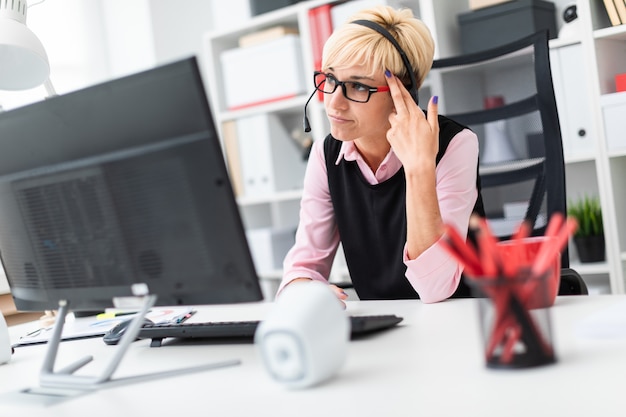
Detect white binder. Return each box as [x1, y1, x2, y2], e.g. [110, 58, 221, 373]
[236, 113, 307, 198]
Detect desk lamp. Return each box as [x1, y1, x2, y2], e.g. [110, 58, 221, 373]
[0, 0, 55, 95]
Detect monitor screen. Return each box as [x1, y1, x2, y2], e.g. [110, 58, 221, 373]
[0, 56, 263, 311]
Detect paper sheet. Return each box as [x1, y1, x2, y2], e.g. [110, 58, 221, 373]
[12, 307, 194, 347]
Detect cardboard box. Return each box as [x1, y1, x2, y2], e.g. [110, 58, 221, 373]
[458, 0, 557, 54]
[469, 0, 513, 10]
[220, 34, 306, 110]
[238, 26, 299, 48]
[601, 92, 626, 151]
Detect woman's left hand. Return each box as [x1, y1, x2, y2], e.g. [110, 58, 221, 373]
[384, 71, 439, 170]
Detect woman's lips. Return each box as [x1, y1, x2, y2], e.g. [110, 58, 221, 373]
[328, 114, 350, 123]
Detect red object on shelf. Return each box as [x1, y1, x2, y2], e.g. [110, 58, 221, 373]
[484, 95, 505, 109]
[616, 73, 626, 93]
[308, 4, 333, 102]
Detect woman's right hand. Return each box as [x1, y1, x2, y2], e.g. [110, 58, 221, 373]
[286, 278, 348, 308]
[329, 284, 349, 302]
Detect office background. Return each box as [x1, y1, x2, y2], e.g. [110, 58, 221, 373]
[1, 0, 625, 308]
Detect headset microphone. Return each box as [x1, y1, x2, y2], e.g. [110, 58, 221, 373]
[302, 88, 317, 133]
[305, 19, 418, 133]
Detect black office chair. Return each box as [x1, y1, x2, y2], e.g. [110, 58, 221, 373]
[432, 31, 562, 250]
[559, 268, 589, 295]
[335, 30, 586, 297]
[430, 30, 584, 296]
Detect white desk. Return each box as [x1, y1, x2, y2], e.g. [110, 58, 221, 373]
[1, 295, 625, 416]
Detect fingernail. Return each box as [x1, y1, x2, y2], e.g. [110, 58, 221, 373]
[432, 95, 438, 104]
[385, 69, 391, 78]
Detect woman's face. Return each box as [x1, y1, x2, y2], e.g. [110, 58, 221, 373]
[322, 64, 394, 143]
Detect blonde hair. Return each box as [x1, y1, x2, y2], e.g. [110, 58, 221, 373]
[322, 5, 434, 89]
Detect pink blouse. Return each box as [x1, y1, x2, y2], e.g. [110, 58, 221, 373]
[279, 128, 479, 303]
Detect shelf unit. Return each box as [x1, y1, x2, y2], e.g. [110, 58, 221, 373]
[574, 0, 626, 295]
[202, 0, 623, 296]
[536, 0, 626, 295]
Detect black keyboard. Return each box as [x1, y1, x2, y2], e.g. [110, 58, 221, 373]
[134, 314, 403, 347]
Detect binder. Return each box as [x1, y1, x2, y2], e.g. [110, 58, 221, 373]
[235, 114, 307, 198]
[221, 120, 244, 197]
[308, 4, 333, 101]
[245, 227, 296, 274]
[603, 0, 622, 26]
[600, 92, 626, 151]
[549, 44, 595, 159]
[308, 4, 333, 72]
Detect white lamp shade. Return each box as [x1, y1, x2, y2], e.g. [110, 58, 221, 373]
[0, 17, 50, 90]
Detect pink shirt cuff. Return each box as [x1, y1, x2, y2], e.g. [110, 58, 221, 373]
[403, 237, 463, 303]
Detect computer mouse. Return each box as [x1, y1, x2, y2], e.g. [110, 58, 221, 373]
[103, 317, 153, 345]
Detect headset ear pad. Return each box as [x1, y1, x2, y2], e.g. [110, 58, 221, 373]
[351, 19, 419, 105]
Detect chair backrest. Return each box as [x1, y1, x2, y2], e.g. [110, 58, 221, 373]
[559, 268, 589, 296]
[431, 30, 569, 268]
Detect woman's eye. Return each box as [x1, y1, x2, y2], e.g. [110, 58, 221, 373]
[351, 83, 368, 92]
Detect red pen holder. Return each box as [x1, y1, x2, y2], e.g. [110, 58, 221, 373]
[497, 236, 561, 309]
[468, 272, 557, 369]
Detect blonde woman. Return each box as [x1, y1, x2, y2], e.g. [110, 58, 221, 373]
[280, 6, 482, 303]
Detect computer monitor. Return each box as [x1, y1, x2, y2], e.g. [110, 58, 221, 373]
[0, 56, 263, 312]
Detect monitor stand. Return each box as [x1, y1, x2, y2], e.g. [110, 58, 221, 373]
[24, 295, 239, 398]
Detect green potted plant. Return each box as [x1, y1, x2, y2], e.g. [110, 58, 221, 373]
[567, 195, 605, 263]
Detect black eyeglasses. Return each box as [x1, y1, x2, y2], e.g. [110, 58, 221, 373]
[313, 71, 390, 103]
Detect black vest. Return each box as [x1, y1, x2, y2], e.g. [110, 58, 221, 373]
[324, 114, 482, 300]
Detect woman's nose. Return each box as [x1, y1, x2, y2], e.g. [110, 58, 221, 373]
[327, 86, 348, 106]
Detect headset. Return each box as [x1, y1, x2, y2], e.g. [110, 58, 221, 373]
[303, 19, 419, 132]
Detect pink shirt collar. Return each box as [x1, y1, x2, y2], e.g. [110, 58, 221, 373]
[335, 140, 402, 184]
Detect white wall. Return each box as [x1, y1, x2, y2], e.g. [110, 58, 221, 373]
[100, 0, 156, 78]
[149, 0, 214, 64]
[0, 0, 217, 110]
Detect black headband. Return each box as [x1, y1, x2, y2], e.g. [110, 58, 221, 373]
[351, 19, 419, 105]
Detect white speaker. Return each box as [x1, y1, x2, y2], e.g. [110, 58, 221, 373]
[255, 281, 349, 389]
[0, 312, 11, 365]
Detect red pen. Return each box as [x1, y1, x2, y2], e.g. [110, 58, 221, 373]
[532, 217, 578, 277]
[507, 220, 531, 277]
[544, 212, 564, 239]
[470, 216, 500, 277]
[443, 224, 482, 276]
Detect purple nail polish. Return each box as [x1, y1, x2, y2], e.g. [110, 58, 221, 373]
[432, 95, 439, 104]
[385, 69, 391, 78]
